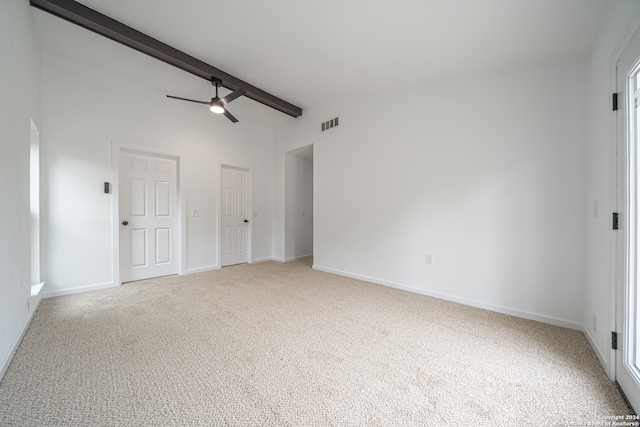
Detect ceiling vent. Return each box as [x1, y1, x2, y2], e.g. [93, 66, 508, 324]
[321, 117, 339, 132]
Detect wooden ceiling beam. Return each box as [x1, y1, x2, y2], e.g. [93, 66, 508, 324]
[30, 0, 303, 118]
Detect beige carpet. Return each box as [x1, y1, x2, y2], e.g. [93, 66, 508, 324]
[0, 258, 632, 426]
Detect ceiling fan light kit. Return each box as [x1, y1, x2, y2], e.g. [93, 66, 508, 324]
[166, 77, 245, 123]
[209, 104, 224, 114]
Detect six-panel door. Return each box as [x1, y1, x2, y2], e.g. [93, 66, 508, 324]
[119, 151, 178, 282]
[221, 166, 249, 266]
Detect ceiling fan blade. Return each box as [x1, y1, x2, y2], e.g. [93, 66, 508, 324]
[166, 95, 209, 104]
[222, 109, 239, 123]
[219, 88, 245, 106]
[167, 93, 239, 122]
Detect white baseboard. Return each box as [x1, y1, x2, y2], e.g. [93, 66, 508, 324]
[583, 326, 614, 380]
[0, 295, 43, 382]
[272, 254, 312, 263]
[184, 265, 220, 274]
[43, 281, 118, 299]
[285, 254, 312, 263]
[312, 264, 583, 331]
[185, 259, 275, 271]
[251, 257, 274, 263]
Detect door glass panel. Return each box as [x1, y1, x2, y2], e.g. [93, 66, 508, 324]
[632, 65, 640, 370]
[622, 51, 640, 411]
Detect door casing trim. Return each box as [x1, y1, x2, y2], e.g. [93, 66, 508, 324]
[111, 140, 184, 285]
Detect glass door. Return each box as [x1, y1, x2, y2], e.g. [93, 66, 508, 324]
[617, 29, 640, 412]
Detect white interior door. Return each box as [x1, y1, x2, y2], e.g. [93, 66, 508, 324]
[119, 151, 178, 282]
[616, 29, 640, 412]
[221, 165, 250, 267]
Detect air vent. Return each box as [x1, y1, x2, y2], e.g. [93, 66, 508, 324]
[321, 117, 339, 132]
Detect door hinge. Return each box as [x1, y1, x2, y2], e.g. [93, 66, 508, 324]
[613, 212, 619, 230]
[612, 331, 618, 350]
[613, 92, 619, 111]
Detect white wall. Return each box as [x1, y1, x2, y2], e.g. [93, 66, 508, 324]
[275, 59, 588, 329]
[284, 150, 313, 261]
[6, 0, 635, 385]
[0, 0, 42, 379]
[40, 51, 274, 296]
[584, 0, 640, 379]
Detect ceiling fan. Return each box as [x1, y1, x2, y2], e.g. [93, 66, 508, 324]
[166, 78, 245, 123]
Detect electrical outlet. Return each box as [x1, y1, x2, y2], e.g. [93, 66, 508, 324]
[425, 254, 433, 265]
[592, 314, 598, 332]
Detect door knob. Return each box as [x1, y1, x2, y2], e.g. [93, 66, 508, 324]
[244, 219, 249, 223]
[122, 221, 129, 226]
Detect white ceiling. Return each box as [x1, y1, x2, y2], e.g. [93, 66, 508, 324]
[33, 0, 615, 127]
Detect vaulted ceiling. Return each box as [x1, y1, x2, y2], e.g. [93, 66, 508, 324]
[32, 0, 615, 127]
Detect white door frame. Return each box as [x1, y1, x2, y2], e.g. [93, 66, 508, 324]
[218, 161, 253, 267]
[111, 140, 184, 285]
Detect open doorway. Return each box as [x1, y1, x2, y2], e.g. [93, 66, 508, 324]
[285, 145, 314, 262]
